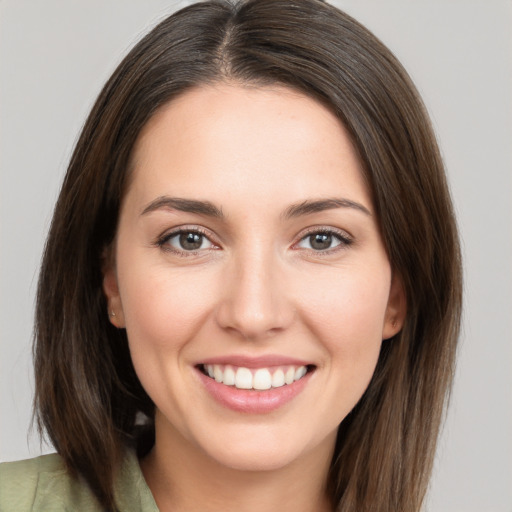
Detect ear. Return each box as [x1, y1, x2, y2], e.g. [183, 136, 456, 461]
[382, 271, 406, 340]
[102, 247, 126, 329]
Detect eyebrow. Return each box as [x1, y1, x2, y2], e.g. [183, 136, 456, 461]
[141, 196, 224, 218]
[282, 198, 372, 219]
[141, 195, 371, 220]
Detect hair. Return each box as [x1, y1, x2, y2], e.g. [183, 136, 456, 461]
[33, 0, 462, 510]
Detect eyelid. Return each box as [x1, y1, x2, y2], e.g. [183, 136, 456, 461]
[153, 224, 353, 257]
[292, 226, 354, 252]
[155, 225, 221, 255]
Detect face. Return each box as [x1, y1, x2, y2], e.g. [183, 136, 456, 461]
[104, 84, 404, 473]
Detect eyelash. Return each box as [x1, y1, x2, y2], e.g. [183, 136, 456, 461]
[293, 227, 353, 254]
[155, 226, 353, 257]
[155, 227, 218, 257]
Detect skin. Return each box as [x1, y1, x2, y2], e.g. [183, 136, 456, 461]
[103, 83, 405, 511]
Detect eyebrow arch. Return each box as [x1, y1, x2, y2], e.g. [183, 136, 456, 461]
[141, 196, 224, 218]
[283, 198, 372, 219]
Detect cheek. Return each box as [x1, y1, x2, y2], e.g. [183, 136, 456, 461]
[299, 261, 390, 340]
[297, 264, 390, 396]
[117, 261, 217, 357]
[115, 260, 221, 430]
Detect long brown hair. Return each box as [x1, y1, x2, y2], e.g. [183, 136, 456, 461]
[34, 1, 462, 510]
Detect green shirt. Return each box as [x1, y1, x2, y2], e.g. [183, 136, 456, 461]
[0, 450, 159, 511]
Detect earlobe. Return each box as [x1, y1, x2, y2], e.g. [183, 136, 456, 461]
[382, 272, 406, 340]
[102, 253, 126, 329]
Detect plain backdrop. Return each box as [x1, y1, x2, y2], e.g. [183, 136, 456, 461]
[1, 1, 511, 511]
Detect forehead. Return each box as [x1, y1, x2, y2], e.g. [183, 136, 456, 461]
[126, 83, 371, 213]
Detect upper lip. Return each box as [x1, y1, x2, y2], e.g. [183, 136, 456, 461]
[197, 354, 313, 368]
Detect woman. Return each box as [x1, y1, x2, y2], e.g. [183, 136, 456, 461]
[0, 0, 462, 511]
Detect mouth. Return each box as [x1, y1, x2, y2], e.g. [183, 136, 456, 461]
[197, 363, 315, 391]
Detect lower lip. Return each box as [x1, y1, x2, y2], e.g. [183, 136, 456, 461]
[196, 368, 312, 414]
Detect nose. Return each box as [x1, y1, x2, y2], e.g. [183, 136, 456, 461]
[215, 249, 294, 340]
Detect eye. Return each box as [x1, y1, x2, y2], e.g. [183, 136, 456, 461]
[158, 229, 216, 253]
[296, 230, 352, 251]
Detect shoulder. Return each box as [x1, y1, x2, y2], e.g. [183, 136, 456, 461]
[0, 453, 99, 511]
[0, 450, 158, 512]
[0, 454, 66, 511]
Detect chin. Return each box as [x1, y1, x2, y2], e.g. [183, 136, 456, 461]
[190, 422, 336, 473]
[203, 442, 304, 472]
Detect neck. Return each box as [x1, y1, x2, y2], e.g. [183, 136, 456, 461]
[140, 416, 335, 512]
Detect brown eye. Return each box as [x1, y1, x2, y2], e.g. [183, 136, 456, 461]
[309, 233, 334, 250]
[296, 230, 351, 252]
[164, 230, 214, 252]
[179, 232, 204, 250]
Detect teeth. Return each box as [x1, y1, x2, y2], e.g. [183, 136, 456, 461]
[253, 369, 272, 390]
[213, 365, 223, 383]
[295, 366, 307, 380]
[271, 369, 285, 388]
[203, 364, 309, 390]
[223, 365, 236, 386]
[285, 367, 295, 385]
[235, 367, 253, 389]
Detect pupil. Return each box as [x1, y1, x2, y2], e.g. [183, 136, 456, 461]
[311, 233, 332, 250]
[180, 232, 202, 250]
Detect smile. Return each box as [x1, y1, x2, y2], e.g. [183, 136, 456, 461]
[196, 359, 315, 413]
[201, 364, 309, 390]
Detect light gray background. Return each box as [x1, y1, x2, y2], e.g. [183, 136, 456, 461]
[1, 1, 511, 511]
